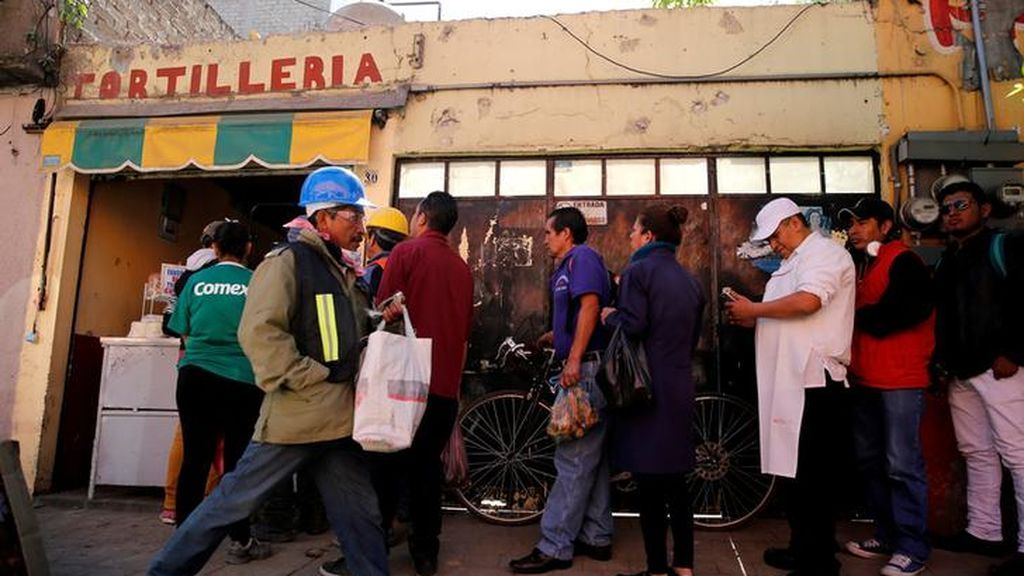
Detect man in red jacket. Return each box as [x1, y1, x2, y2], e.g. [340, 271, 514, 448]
[840, 198, 933, 576]
[377, 192, 474, 576]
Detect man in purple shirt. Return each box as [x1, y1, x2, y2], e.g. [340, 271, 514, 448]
[510, 206, 613, 574]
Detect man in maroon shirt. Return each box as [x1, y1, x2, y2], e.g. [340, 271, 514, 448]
[377, 191, 474, 576]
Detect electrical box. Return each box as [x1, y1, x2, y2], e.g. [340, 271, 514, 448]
[971, 167, 1024, 229]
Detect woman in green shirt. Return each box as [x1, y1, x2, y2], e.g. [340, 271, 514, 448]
[168, 220, 270, 564]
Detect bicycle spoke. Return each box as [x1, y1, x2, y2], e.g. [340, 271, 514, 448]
[463, 411, 506, 455]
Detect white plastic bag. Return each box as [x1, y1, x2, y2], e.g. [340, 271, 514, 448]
[353, 308, 432, 453]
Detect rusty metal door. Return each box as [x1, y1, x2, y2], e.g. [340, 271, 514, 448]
[398, 159, 874, 401]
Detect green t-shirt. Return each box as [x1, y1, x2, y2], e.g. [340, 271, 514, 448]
[169, 262, 255, 385]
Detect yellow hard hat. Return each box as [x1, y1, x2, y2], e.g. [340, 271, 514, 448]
[366, 206, 409, 237]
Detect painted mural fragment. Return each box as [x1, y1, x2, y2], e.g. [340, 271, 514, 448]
[923, 0, 973, 55]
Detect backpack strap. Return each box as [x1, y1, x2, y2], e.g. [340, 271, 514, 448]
[991, 231, 1008, 279]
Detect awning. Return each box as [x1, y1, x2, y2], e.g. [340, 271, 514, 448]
[40, 110, 371, 174]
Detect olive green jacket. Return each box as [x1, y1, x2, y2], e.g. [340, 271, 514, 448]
[238, 229, 369, 444]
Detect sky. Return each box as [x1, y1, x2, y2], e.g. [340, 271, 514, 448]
[330, 0, 800, 22]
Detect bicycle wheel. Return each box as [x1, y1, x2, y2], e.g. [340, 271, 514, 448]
[688, 393, 775, 530]
[453, 390, 556, 525]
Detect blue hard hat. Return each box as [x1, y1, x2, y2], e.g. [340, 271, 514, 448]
[299, 167, 376, 216]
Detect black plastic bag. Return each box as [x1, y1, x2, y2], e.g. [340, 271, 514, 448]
[598, 325, 653, 411]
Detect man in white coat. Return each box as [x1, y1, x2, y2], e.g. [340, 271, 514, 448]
[726, 197, 856, 576]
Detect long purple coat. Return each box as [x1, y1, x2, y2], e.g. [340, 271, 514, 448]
[607, 244, 705, 474]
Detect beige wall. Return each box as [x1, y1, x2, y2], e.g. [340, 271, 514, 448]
[75, 179, 229, 337]
[0, 92, 47, 440]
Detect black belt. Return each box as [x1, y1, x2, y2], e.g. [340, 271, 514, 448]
[582, 350, 602, 363]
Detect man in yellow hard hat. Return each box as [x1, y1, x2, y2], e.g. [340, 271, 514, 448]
[362, 206, 410, 298]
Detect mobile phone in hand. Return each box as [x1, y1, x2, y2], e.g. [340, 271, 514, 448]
[721, 287, 740, 302]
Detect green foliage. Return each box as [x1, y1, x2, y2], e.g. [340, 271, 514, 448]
[653, 0, 716, 7]
[58, 0, 90, 31]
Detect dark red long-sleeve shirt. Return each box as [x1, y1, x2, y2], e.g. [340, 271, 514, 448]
[376, 230, 474, 399]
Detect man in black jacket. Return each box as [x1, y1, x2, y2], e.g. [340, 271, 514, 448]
[932, 180, 1024, 576]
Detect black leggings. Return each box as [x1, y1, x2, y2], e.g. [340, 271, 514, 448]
[175, 364, 263, 543]
[635, 473, 694, 573]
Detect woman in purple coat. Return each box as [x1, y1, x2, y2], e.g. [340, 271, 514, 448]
[601, 203, 705, 576]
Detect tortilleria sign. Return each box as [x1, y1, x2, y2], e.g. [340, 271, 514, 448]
[70, 52, 384, 100]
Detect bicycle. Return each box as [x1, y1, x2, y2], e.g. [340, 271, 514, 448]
[453, 338, 560, 526]
[452, 338, 775, 529]
[688, 393, 775, 530]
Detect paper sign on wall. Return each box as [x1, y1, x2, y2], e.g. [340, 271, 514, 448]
[555, 200, 608, 226]
[160, 264, 187, 298]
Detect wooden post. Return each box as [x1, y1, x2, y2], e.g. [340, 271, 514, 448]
[0, 441, 50, 576]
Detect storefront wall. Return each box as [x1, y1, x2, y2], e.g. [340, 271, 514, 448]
[13, 1, 1021, 489]
[0, 92, 48, 441]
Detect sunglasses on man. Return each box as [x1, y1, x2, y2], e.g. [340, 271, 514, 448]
[939, 198, 972, 216]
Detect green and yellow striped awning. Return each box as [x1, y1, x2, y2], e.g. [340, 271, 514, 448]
[41, 110, 371, 173]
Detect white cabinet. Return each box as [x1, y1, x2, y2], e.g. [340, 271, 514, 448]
[89, 337, 180, 498]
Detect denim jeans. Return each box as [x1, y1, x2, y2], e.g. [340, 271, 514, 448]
[537, 359, 613, 561]
[852, 386, 930, 561]
[148, 438, 388, 576]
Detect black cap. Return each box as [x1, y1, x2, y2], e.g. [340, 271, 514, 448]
[936, 180, 988, 205]
[838, 198, 895, 227]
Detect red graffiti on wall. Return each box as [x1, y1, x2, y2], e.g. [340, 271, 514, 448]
[924, 0, 973, 54]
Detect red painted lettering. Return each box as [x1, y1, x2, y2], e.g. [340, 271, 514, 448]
[205, 63, 231, 96]
[189, 64, 203, 95]
[303, 56, 325, 90]
[331, 55, 344, 87]
[238, 61, 265, 94]
[156, 67, 186, 96]
[354, 53, 382, 84]
[270, 58, 297, 91]
[99, 71, 121, 99]
[74, 73, 95, 99]
[128, 69, 148, 99]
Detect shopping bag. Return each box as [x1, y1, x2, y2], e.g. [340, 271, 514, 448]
[546, 385, 598, 442]
[598, 325, 653, 411]
[353, 308, 432, 453]
[441, 425, 469, 487]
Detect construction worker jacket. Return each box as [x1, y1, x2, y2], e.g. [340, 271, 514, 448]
[288, 240, 364, 383]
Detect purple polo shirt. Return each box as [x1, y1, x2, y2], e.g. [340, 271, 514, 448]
[551, 244, 611, 360]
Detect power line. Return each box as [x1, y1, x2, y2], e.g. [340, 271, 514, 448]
[543, 2, 820, 81]
[289, 0, 366, 27]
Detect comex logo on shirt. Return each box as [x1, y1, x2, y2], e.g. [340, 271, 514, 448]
[193, 282, 248, 296]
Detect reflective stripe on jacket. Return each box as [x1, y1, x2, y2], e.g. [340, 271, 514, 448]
[238, 229, 369, 444]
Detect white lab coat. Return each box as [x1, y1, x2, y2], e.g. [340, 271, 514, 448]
[754, 233, 855, 478]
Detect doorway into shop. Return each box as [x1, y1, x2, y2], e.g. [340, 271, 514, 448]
[50, 172, 308, 492]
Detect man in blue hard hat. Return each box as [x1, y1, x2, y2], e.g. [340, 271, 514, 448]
[148, 166, 389, 576]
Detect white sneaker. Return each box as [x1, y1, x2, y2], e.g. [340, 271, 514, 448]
[880, 553, 926, 576]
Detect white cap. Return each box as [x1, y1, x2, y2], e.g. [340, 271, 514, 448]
[750, 197, 802, 242]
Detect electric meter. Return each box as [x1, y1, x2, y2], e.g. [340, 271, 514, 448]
[901, 197, 940, 230]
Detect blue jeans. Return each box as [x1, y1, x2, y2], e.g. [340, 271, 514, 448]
[537, 359, 613, 561]
[148, 438, 388, 576]
[852, 386, 930, 562]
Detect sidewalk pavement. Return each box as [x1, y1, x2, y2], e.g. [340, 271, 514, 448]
[35, 490, 998, 576]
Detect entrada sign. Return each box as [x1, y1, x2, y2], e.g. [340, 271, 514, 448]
[71, 52, 384, 100]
